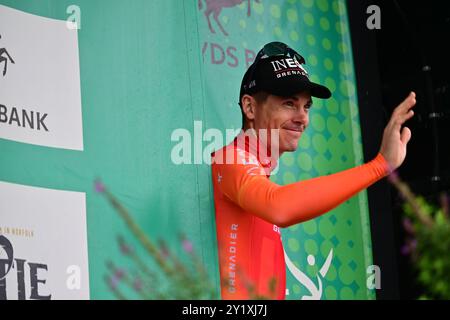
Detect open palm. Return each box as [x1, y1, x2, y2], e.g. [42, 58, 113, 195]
[379, 92, 416, 171]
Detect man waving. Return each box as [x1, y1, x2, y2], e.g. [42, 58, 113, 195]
[211, 42, 416, 299]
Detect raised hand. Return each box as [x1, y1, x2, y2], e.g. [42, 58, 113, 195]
[379, 92, 416, 172]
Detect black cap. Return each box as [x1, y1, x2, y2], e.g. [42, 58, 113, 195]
[239, 49, 332, 104]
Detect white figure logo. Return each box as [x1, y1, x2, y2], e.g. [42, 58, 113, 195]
[285, 249, 333, 300]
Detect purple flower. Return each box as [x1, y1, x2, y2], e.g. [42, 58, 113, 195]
[402, 218, 415, 234]
[94, 179, 105, 193]
[109, 275, 120, 290]
[409, 239, 418, 251]
[118, 236, 132, 255]
[401, 244, 410, 256]
[115, 269, 125, 280]
[401, 238, 418, 256]
[158, 240, 170, 258]
[120, 243, 131, 255]
[182, 238, 193, 253]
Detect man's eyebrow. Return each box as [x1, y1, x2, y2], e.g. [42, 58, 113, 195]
[282, 96, 313, 105]
[286, 96, 313, 103]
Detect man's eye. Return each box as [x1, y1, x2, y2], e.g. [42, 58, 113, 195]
[284, 101, 295, 107]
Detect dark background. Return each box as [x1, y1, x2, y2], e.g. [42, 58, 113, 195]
[347, 0, 450, 299]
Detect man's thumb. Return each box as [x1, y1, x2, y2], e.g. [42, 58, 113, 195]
[401, 127, 412, 144]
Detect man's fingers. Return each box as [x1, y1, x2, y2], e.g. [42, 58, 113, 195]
[389, 109, 414, 131]
[393, 92, 417, 117]
[400, 126, 412, 145]
[400, 109, 415, 123]
[402, 92, 417, 109]
[390, 92, 416, 128]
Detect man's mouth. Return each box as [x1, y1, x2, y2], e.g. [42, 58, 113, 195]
[282, 126, 304, 133]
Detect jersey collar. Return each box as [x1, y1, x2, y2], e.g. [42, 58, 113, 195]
[233, 129, 279, 175]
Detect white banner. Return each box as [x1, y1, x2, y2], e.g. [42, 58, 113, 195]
[0, 4, 83, 150]
[0, 181, 89, 300]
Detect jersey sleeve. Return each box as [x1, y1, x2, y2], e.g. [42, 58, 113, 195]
[212, 151, 390, 228]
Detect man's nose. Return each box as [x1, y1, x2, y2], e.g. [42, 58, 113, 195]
[292, 107, 309, 124]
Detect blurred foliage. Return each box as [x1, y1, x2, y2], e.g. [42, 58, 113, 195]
[94, 180, 218, 300]
[389, 173, 450, 300]
[94, 179, 276, 300]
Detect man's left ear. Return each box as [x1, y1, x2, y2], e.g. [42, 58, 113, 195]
[241, 94, 256, 121]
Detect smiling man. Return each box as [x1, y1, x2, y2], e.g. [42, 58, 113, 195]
[211, 42, 416, 300]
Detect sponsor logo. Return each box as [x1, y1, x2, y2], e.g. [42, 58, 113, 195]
[198, 0, 261, 36]
[0, 32, 50, 133]
[0, 235, 51, 300]
[0, 34, 15, 77]
[270, 58, 309, 78]
[273, 225, 280, 234]
[0, 104, 49, 132]
[285, 249, 333, 300]
[0, 181, 89, 299]
[199, 2, 263, 69]
[227, 223, 239, 293]
[202, 42, 256, 69]
[0, 5, 83, 150]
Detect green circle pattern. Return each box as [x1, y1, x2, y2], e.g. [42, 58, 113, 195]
[297, 153, 312, 171]
[308, 54, 318, 66]
[287, 8, 298, 23]
[290, 30, 299, 42]
[324, 58, 334, 71]
[311, 114, 326, 132]
[301, 0, 314, 8]
[303, 12, 315, 26]
[322, 38, 332, 50]
[282, 153, 295, 167]
[288, 238, 300, 252]
[317, 0, 330, 12]
[270, 4, 281, 19]
[320, 17, 330, 31]
[306, 34, 316, 46]
[302, 220, 317, 235]
[304, 239, 318, 255]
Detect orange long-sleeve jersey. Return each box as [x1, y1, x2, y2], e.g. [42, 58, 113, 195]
[211, 131, 390, 300]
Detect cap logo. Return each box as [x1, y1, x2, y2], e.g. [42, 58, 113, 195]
[270, 58, 308, 78]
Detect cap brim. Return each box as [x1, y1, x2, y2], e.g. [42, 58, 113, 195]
[268, 77, 332, 99]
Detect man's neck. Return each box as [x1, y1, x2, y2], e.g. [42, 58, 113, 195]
[235, 128, 281, 173]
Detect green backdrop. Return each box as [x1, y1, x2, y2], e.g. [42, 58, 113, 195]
[0, 0, 375, 300]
